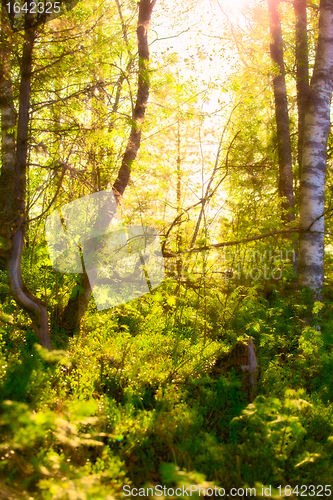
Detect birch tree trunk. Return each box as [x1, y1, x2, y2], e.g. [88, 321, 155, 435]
[298, 0, 333, 295]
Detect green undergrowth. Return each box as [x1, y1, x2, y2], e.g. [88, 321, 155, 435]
[1, 281, 333, 499]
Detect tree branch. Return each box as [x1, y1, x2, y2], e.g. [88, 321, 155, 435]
[163, 227, 299, 257]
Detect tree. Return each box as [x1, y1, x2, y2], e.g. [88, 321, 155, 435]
[294, 0, 309, 173]
[0, 7, 51, 348]
[0, 0, 157, 346]
[59, 0, 157, 336]
[298, 0, 333, 296]
[212, 0, 333, 300]
[268, 0, 295, 223]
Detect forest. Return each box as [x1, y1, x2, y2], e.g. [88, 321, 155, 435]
[1, 0, 333, 498]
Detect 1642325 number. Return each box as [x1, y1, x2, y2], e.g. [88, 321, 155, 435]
[6, 2, 61, 15]
[278, 485, 332, 496]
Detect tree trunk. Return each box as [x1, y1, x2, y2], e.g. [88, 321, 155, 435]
[7, 229, 51, 349]
[112, 0, 157, 202]
[268, 0, 295, 223]
[212, 338, 258, 402]
[176, 117, 183, 277]
[0, 16, 52, 349]
[0, 5, 15, 240]
[298, 0, 333, 296]
[294, 0, 309, 175]
[60, 0, 157, 336]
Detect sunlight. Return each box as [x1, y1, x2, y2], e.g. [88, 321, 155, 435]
[2, 0, 331, 494]
[211, 0, 253, 15]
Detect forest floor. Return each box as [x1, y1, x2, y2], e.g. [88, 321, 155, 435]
[1, 279, 333, 499]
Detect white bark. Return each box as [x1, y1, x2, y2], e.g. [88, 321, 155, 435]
[299, 0, 333, 294]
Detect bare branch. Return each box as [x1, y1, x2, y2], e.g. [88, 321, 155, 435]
[163, 227, 299, 258]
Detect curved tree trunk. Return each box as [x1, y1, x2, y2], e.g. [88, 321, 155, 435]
[298, 0, 333, 296]
[7, 229, 51, 349]
[60, 0, 157, 336]
[0, 16, 51, 348]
